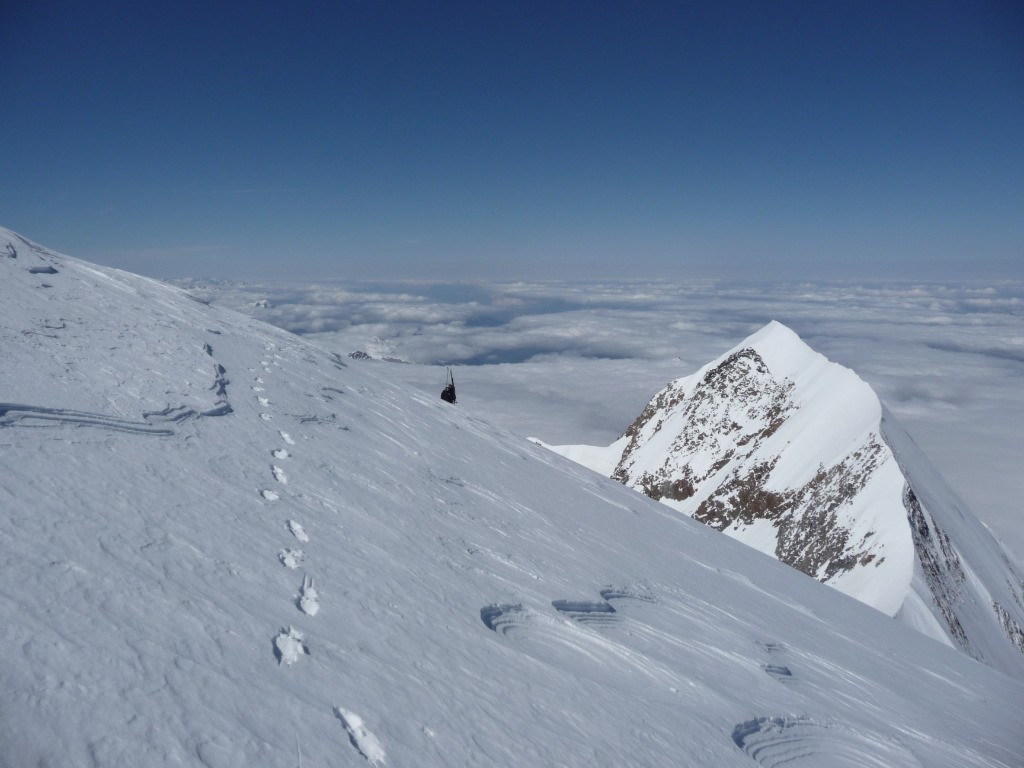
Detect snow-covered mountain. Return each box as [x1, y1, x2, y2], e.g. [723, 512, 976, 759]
[2, 227, 1023, 767]
[542, 321, 1024, 680]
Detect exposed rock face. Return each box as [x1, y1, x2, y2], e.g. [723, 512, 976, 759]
[694, 438, 886, 583]
[881, 411, 1024, 677]
[608, 330, 910, 618]
[614, 348, 794, 492]
[902, 486, 970, 650]
[545, 321, 1024, 679]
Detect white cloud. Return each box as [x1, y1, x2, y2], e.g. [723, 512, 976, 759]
[177, 277, 1024, 560]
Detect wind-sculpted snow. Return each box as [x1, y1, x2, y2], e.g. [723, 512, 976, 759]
[0, 403, 175, 434]
[550, 598, 618, 627]
[480, 601, 676, 688]
[756, 640, 795, 683]
[1, 227, 1022, 767]
[731, 716, 923, 767]
[545, 320, 1024, 679]
[1, 231, 236, 432]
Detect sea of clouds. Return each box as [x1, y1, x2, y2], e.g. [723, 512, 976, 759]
[178, 277, 1024, 560]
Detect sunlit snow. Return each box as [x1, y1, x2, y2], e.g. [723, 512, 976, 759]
[2, 227, 1022, 767]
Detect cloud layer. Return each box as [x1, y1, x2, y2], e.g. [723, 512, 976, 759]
[177, 277, 1024, 560]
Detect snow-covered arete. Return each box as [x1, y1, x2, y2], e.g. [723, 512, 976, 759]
[543, 321, 1024, 679]
[2, 227, 1022, 766]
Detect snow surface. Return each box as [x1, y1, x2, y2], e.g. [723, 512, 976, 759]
[2, 227, 1023, 766]
[530, 435, 629, 477]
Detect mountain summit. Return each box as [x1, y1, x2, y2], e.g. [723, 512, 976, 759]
[2, 228, 1022, 766]
[543, 321, 1024, 679]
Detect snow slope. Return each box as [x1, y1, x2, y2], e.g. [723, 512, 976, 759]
[542, 321, 1024, 680]
[2, 228, 1023, 767]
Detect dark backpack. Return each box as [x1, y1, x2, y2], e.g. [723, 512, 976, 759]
[440, 368, 457, 403]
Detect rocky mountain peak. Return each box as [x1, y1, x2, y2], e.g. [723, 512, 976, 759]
[545, 321, 1024, 679]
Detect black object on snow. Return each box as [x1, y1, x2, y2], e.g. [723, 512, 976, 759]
[441, 368, 457, 404]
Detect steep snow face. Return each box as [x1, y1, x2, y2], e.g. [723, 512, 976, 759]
[544, 321, 1024, 679]
[880, 410, 1024, 680]
[2, 228, 1024, 767]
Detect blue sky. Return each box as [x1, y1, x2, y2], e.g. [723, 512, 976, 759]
[2, 1, 1021, 279]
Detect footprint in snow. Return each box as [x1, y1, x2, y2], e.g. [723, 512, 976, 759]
[288, 519, 309, 542]
[297, 574, 319, 616]
[279, 431, 296, 445]
[261, 489, 280, 501]
[257, 396, 270, 407]
[272, 465, 288, 484]
[272, 448, 291, 459]
[335, 706, 386, 765]
[273, 627, 309, 665]
[260, 413, 273, 421]
[279, 548, 304, 568]
[251, 386, 264, 392]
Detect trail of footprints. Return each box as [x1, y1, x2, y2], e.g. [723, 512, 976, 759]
[254, 347, 319, 647]
[254, 346, 382, 763]
[255, 347, 842, 767]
